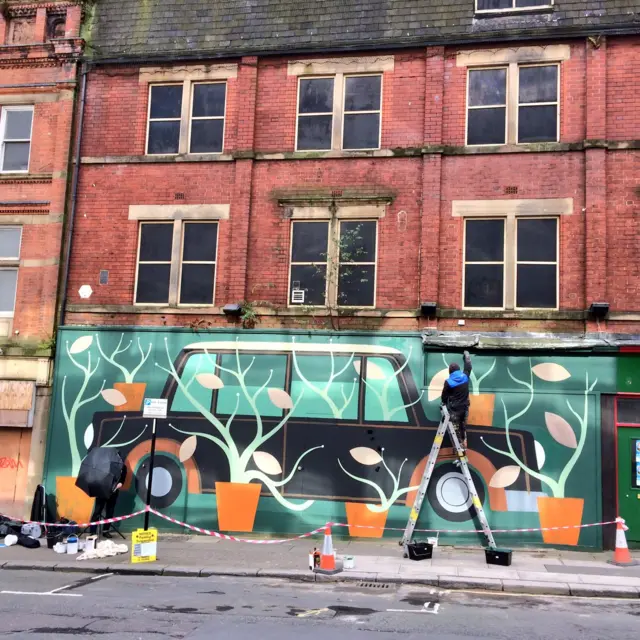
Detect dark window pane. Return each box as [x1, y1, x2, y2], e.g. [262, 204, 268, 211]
[518, 105, 557, 142]
[136, 264, 170, 304]
[467, 108, 506, 145]
[468, 69, 507, 106]
[139, 224, 173, 261]
[290, 265, 326, 305]
[338, 265, 375, 307]
[2, 142, 30, 171]
[476, 0, 512, 9]
[343, 113, 380, 149]
[149, 85, 183, 119]
[516, 0, 550, 7]
[345, 76, 381, 112]
[517, 219, 557, 261]
[465, 264, 504, 307]
[180, 263, 215, 304]
[297, 115, 332, 150]
[183, 223, 217, 262]
[4, 110, 33, 139]
[190, 119, 224, 153]
[298, 78, 334, 114]
[465, 219, 504, 262]
[519, 66, 557, 103]
[340, 221, 376, 262]
[516, 264, 556, 308]
[618, 398, 640, 425]
[192, 83, 226, 117]
[291, 222, 328, 262]
[148, 121, 180, 154]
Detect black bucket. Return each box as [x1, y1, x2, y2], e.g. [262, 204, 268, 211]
[407, 541, 433, 561]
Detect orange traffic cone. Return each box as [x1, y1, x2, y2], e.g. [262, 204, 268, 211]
[315, 524, 341, 575]
[608, 517, 638, 567]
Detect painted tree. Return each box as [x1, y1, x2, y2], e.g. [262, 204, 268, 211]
[95, 332, 152, 383]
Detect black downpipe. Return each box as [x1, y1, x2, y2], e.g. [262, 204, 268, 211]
[58, 62, 88, 328]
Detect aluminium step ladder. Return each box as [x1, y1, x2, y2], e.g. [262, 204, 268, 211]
[400, 406, 496, 556]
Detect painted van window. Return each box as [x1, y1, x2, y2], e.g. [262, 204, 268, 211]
[171, 352, 217, 412]
[291, 354, 360, 420]
[618, 397, 640, 425]
[364, 357, 409, 423]
[216, 354, 287, 417]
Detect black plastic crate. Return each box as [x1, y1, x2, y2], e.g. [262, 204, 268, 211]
[407, 541, 433, 561]
[485, 547, 512, 566]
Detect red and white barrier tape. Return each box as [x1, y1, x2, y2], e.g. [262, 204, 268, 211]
[0, 509, 147, 529]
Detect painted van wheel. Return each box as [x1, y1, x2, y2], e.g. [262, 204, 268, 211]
[427, 463, 486, 523]
[135, 455, 183, 509]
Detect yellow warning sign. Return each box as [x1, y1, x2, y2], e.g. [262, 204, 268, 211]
[131, 528, 158, 564]
[434, 435, 443, 445]
[472, 496, 481, 509]
[410, 508, 418, 522]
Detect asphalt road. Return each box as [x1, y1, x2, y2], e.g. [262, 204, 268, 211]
[0, 570, 638, 639]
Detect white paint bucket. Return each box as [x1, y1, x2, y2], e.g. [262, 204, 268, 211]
[53, 542, 67, 554]
[66, 535, 78, 554]
[343, 555, 355, 569]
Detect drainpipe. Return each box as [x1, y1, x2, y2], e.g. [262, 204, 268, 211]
[57, 62, 88, 328]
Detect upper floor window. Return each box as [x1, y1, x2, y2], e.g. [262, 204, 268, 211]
[146, 82, 226, 155]
[0, 227, 22, 317]
[0, 107, 34, 173]
[476, 0, 553, 13]
[135, 220, 218, 305]
[296, 74, 382, 151]
[466, 64, 558, 145]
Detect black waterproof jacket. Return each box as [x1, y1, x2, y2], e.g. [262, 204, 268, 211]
[441, 352, 472, 416]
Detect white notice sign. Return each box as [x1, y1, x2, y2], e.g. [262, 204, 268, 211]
[143, 398, 168, 419]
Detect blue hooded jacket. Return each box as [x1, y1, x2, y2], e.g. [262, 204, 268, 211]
[441, 353, 472, 415]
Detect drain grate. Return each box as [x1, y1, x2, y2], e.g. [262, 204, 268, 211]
[357, 582, 390, 589]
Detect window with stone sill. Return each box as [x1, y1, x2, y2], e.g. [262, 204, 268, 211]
[0, 106, 34, 173]
[463, 217, 558, 310]
[289, 219, 377, 308]
[0, 227, 22, 318]
[466, 63, 559, 145]
[135, 220, 218, 306]
[146, 81, 226, 155]
[475, 0, 553, 13]
[296, 74, 382, 151]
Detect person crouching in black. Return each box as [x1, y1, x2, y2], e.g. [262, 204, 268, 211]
[441, 350, 472, 451]
[90, 464, 127, 538]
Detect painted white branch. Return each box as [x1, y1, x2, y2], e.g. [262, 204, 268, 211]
[168, 422, 231, 459]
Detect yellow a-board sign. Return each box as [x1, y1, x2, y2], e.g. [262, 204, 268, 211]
[131, 528, 158, 564]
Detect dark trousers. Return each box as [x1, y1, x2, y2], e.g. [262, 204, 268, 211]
[90, 490, 119, 534]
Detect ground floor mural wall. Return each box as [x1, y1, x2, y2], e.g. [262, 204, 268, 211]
[43, 327, 621, 549]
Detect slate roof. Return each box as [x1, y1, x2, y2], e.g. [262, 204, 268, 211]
[87, 0, 640, 62]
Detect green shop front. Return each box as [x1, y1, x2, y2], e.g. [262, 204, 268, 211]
[42, 327, 640, 549]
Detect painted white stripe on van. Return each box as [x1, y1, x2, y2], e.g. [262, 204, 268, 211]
[184, 341, 403, 355]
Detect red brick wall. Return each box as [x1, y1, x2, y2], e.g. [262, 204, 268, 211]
[606, 36, 639, 141]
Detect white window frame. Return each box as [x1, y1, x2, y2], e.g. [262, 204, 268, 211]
[295, 73, 383, 152]
[475, 0, 553, 14]
[462, 216, 559, 311]
[0, 226, 23, 318]
[177, 220, 219, 307]
[288, 217, 378, 309]
[146, 81, 227, 156]
[134, 220, 219, 307]
[465, 63, 560, 146]
[0, 106, 34, 173]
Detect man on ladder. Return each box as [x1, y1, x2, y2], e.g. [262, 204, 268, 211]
[440, 350, 472, 452]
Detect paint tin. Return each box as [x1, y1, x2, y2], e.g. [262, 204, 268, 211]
[343, 555, 355, 569]
[66, 535, 78, 554]
[53, 542, 67, 554]
[85, 535, 97, 551]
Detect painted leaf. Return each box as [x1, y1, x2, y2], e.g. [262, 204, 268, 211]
[350, 447, 383, 466]
[489, 465, 521, 488]
[196, 373, 224, 390]
[83, 423, 94, 449]
[534, 440, 546, 470]
[70, 335, 93, 354]
[545, 412, 577, 449]
[253, 451, 283, 476]
[532, 363, 571, 382]
[427, 368, 449, 402]
[101, 388, 127, 407]
[354, 360, 386, 381]
[353, 361, 362, 376]
[179, 435, 197, 462]
[268, 388, 293, 410]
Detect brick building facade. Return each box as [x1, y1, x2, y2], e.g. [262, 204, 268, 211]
[0, 1, 82, 515]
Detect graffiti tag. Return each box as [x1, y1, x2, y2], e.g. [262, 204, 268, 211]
[0, 457, 23, 470]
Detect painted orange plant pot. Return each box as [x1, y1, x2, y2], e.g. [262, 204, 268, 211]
[113, 382, 147, 412]
[345, 502, 388, 538]
[468, 394, 495, 426]
[55, 476, 95, 523]
[537, 496, 584, 546]
[215, 482, 261, 532]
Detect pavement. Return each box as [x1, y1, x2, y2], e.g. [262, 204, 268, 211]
[2, 532, 640, 600]
[1, 571, 640, 639]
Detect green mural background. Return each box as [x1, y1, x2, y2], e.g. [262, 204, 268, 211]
[43, 327, 618, 549]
